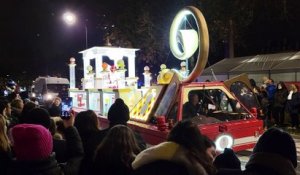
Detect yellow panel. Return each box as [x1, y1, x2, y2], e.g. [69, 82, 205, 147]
[130, 86, 164, 122]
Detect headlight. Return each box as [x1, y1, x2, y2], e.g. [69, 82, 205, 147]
[215, 134, 234, 152]
[46, 93, 53, 100]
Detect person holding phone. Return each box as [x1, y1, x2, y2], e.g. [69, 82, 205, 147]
[60, 97, 73, 120]
[49, 97, 62, 117]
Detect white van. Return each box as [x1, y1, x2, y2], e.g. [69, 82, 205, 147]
[30, 76, 69, 104]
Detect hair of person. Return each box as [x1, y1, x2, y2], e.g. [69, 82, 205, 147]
[53, 97, 61, 103]
[49, 118, 56, 136]
[11, 99, 23, 109]
[74, 110, 99, 138]
[167, 120, 216, 174]
[203, 135, 215, 149]
[249, 79, 256, 87]
[167, 120, 205, 152]
[290, 84, 298, 92]
[20, 101, 37, 123]
[277, 81, 287, 90]
[0, 99, 9, 115]
[188, 92, 198, 102]
[94, 125, 140, 168]
[0, 117, 10, 152]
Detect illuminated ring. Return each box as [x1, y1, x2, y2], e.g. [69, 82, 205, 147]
[215, 133, 234, 152]
[169, 6, 209, 83]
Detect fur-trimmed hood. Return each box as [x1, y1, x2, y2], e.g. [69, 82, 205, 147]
[132, 141, 208, 175]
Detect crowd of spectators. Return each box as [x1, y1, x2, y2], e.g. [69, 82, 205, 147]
[0, 90, 298, 175]
[250, 77, 300, 129]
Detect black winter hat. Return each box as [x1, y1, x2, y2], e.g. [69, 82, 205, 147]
[253, 128, 297, 167]
[23, 108, 51, 129]
[214, 148, 241, 170]
[107, 98, 129, 126]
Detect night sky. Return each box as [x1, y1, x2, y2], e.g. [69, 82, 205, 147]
[0, 1, 107, 79]
[1, 0, 300, 84]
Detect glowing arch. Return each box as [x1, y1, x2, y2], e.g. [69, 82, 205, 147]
[169, 6, 209, 83]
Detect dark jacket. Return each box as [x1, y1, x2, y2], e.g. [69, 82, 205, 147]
[216, 153, 296, 175]
[273, 89, 288, 108]
[287, 92, 300, 114]
[79, 130, 106, 175]
[53, 138, 67, 163]
[93, 156, 134, 175]
[244, 152, 296, 175]
[7, 154, 61, 175]
[182, 102, 201, 119]
[49, 105, 61, 117]
[0, 150, 12, 175]
[7, 126, 84, 175]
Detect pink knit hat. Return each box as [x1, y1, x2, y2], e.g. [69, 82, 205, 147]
[12, 124, 53, 161]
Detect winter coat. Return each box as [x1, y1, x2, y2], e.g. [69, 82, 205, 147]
[216, 152, 296, 175]
[287, 92, 300, 115]
[7, 153, 62, 175]
[79, 130, 106, 175]
[132, 142, 208, 175]
[266, 84, 276, 101]
[182, 102, 201, 119]
[7, 126, 84, 175]
[273, 89, 288, 108]
[0, 150, 12, 175]
[244, 152, 296, 175]
[53, 138, 67, 163]
[49, 105, 62, 117]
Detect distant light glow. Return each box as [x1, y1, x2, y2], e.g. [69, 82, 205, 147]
[62, 12, 77, 26]
[215, 134, 234, 152]
[46, 93, 53, 100]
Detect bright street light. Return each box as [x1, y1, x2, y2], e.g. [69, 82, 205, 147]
[62, 11, 88, 48]
[62, 12, 77, 26]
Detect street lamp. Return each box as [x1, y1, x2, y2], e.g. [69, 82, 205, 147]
[62, 11, 88, 49]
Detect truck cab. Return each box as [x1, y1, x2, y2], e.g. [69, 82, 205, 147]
[121, 75, 263, 152]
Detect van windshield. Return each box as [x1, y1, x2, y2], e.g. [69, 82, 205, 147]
[47, 84, 69, 93]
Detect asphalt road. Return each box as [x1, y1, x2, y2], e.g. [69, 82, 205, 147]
[236, 131, 300, 174]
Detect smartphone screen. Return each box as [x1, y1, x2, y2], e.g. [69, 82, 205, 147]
[61, 97, 73, 119]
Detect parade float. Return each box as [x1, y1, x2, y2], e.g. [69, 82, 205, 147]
[70, 6, 263, 152]
[69, 47, 142, 116]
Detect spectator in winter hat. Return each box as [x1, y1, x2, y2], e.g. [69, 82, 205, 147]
[20, 101, 37, 123]
[214, 148, 241, 170]
[21, 107, 71, 163]
[7, 113, 84, 174]
[22, 107, 51, 129]
[11, 124, 53, 161]
[245, 127, 297, 175]
[107, 98, 130, 127]
[106, 98, 146, 150]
